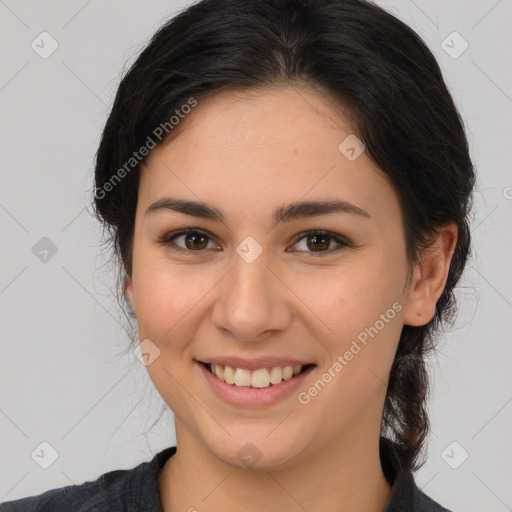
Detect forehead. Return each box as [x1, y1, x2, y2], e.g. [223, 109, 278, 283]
[138, 85, 400, 226]
[160, 85, 355, 154]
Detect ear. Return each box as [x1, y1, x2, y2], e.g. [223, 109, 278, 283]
[402, 223, 458, 327]
[124, 275, 136, 316]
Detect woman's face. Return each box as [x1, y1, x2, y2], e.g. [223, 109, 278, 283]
[125, 85, 416, 469]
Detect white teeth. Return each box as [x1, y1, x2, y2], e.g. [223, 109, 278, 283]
[214, 363, 224, 380]
[269, 366, 283, 384]
[282, 366, 294, 380]
[234, 368, 252, 386]
[251, 368, 271, 388]
[207, 363, 305, 388]
[223, 365, 235, 384]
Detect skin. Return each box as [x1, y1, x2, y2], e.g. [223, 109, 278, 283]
[124, 84, 457, 512]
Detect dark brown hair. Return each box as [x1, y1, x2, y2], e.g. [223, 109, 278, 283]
[92, 0, 475, 470]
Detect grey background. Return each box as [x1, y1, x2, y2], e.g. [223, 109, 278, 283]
[0, 1, 510, 510]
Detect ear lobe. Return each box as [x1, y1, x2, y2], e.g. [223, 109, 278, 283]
[402, 223, 458, 327]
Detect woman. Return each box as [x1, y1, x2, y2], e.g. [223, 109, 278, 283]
[0, 0, 474, 510]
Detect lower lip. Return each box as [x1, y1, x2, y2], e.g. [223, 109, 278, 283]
[197, 361, 316, 408]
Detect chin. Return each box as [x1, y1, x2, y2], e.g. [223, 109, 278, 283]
[206, 429, 307, 471]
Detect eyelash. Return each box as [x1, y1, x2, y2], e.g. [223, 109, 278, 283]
[157, 228, 351, 257]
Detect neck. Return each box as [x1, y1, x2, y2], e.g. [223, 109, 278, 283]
[159, 422, 391, 512]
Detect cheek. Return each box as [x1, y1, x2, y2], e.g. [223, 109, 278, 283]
[306, 269, 403, 424]
[132, 260, 215, 350]
[300, 262, 403, 341]
[302, 259, 404, 397]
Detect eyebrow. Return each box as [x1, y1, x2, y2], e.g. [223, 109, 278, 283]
[145, 197, 371, 226]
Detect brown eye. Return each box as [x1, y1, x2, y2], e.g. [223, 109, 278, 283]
[306, 234, 330, 252]
[159, 228, 219, 252]
[290, 230, 350, 256]
[183, 232, 209, 250]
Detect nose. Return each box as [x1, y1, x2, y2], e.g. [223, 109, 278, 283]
[210, 250, 292, 342]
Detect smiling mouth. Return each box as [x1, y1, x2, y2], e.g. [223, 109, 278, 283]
[199, 361, 316, 389]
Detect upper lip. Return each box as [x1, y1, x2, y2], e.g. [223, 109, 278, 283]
[197, 357, 316, 371]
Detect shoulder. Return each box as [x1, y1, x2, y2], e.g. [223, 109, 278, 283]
[0, 446, 177, 512]
[379, 437, 453, 512]
[418, 490, 452, 512]
[0, 468, 132, 512]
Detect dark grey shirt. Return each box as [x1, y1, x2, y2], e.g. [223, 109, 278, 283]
[0, 437, 451, 511]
